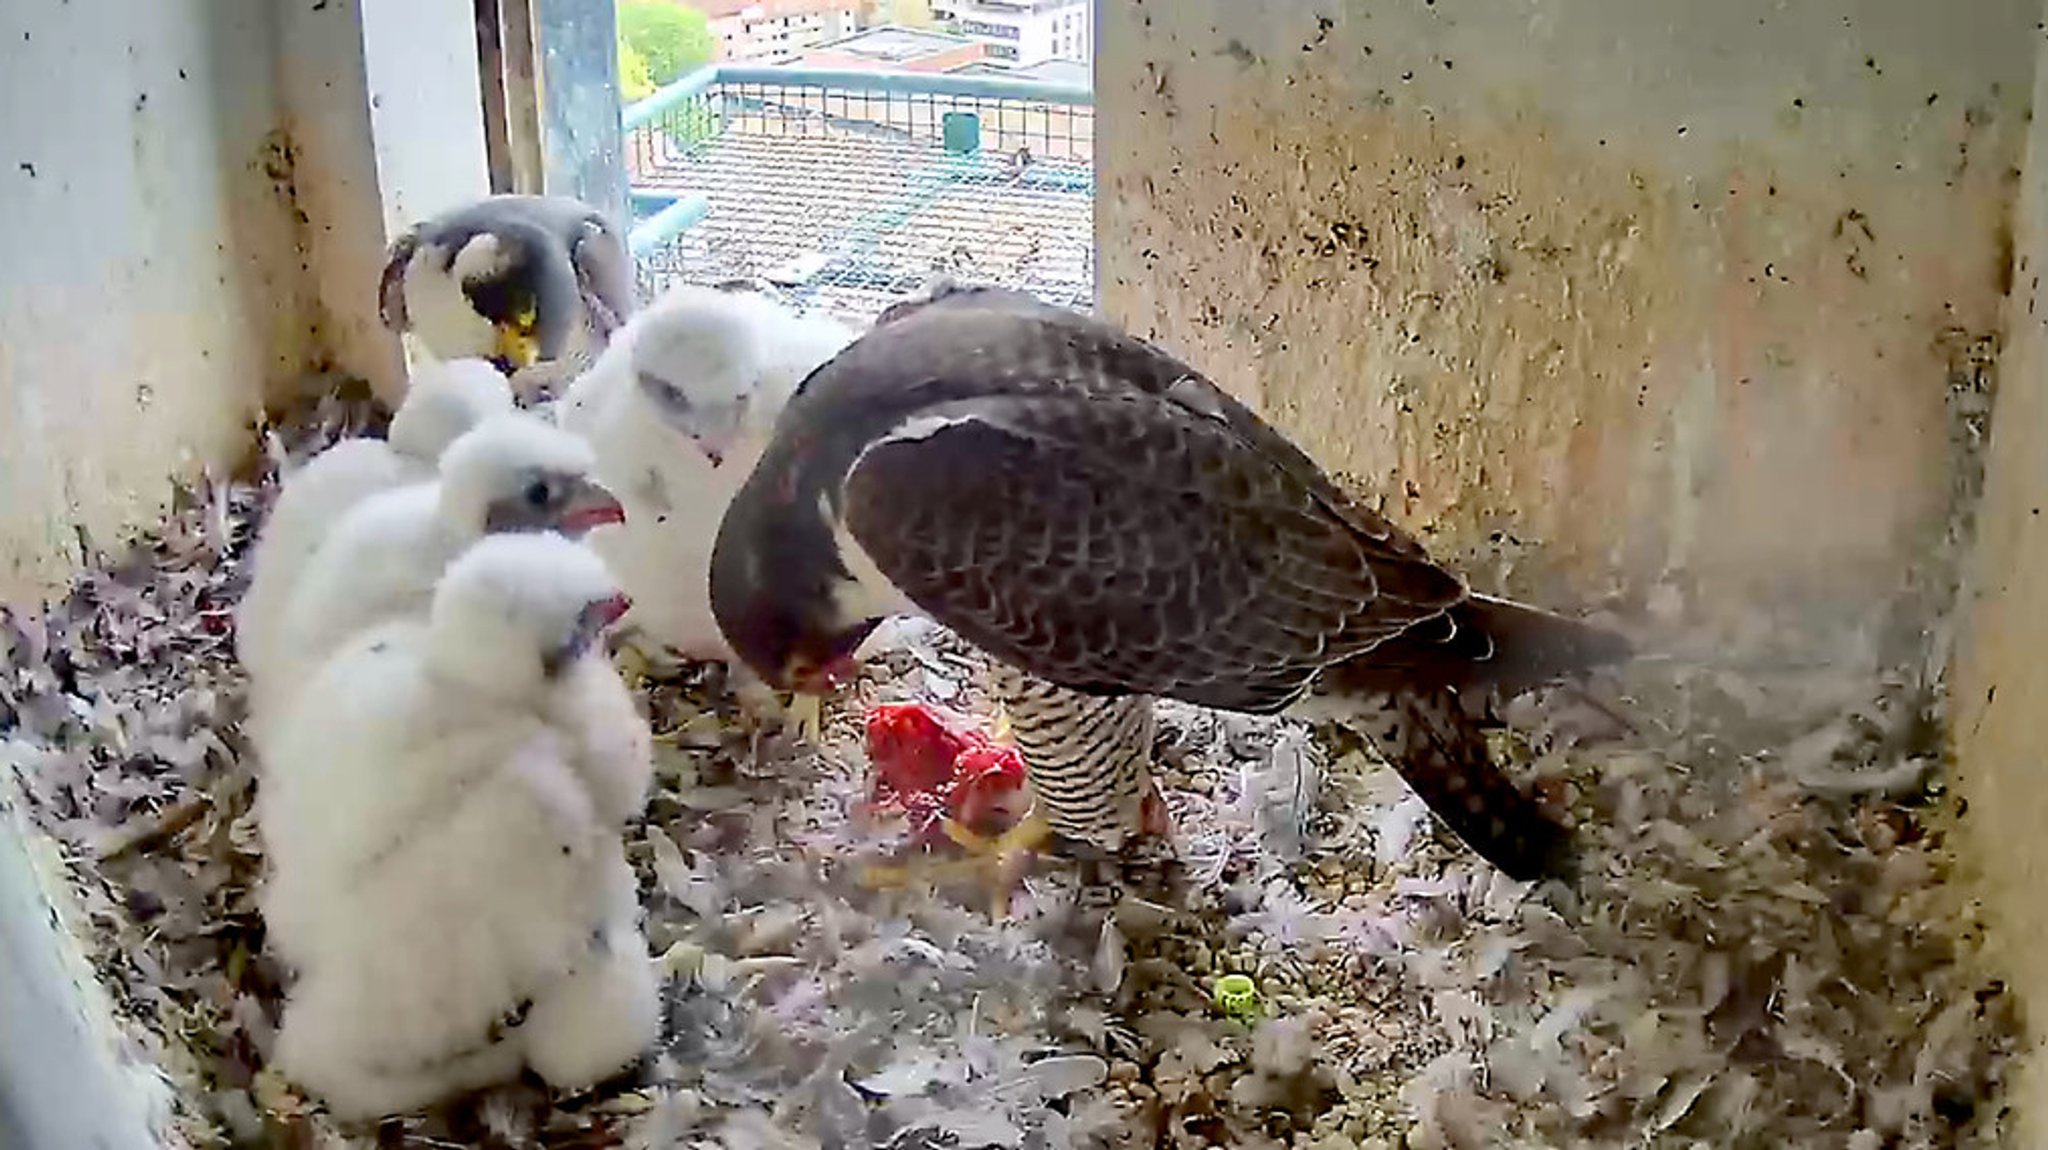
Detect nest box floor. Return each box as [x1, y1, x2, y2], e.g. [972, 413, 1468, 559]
[0, 390, 2020, 1150]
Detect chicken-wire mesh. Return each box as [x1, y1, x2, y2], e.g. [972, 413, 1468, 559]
[625, 69, 1095, 326]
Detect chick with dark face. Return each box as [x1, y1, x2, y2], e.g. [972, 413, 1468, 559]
[379, 195, 637, 388]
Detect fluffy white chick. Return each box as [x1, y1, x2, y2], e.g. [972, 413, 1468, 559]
[236, 359, 513, 688]
[385, 358, 521, 459]
[257, 530, 650, 974]
[517, 900, 661, 1092]
[556, 281, 856, 661]
[261, 532, 658, 1120]
[250, 412, 624, 749]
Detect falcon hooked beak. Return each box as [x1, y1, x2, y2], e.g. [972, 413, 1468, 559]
[775, 617, 884, 746]
[490, 300, 543, 373]
[546, 590, 634, 676]
[784, 650, 860, 697]
[780, 657, 846, 746]
[686, 418, 740, 470]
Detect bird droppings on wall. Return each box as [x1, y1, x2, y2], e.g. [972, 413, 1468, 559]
[2, 5, 314, 606]
[0, 373, 2026, 1148]
[1100, 2, 2031, 668]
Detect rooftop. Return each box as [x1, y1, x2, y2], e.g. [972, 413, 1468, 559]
[951, 57, 1090, 84]
[815, 25, 981, 63]
[627, 67, 1095, 324]
[680, 0, 860, 19]
[940, 0, 1087, 14]
[787, 25, 988, 71]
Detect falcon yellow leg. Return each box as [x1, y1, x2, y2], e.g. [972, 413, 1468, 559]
[944, 807, 1052, 916]
[731, 676, 783, 731]
[783, 692, 826, 745]
[857, 862, 921, 890]
[989, 701, 1014, 746]
[858, 808, 1052, 916]
[858, 855, 1001, 892]
[940, 806, 1051, 858]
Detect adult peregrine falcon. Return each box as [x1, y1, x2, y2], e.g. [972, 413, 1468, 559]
[708, 284, 1628, 881]
[379, 194, 636, 386]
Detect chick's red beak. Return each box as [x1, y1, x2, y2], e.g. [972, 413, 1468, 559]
[574, 592, 632, 643]
[558, 480, 627, 535]
[593, 591, 632, 629]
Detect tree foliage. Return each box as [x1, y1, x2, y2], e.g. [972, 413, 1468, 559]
[617, 36, 656, 102]
[877, 0, 937, 27]
[617, 0, 716, 90]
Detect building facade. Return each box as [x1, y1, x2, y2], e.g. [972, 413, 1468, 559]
[788, 25, 988, 73]
[931, 0, 1089, 67]
[683, 0, 867, 64]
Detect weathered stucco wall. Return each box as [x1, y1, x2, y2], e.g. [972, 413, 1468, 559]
[0, 3, 317, 1144]
[283, 0, 493, 404]
[0, 0, 494, 605]
[0, 0, 313, 604]
[1953, 14, 2048, 1144]
[1097, 0, 2035, 649]
[1101, 0, 2048, 1131]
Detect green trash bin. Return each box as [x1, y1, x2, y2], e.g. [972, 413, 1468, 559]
[942, 110, 982, 155]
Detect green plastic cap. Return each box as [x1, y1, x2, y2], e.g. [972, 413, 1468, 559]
[1213, 973, 1261, 1019]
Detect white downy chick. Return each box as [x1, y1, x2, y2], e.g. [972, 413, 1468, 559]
[556, 282, 856, 661]
[385, 358, 520, 460]
[250, 412, 624, 751]
[259, 530, 650, 972]
[517, 898, 661, 1092]
[261, 532, 658, 1120]
[236, 359, 513, 689]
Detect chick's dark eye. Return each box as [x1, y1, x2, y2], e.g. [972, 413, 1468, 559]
[638, 371, 689, 413]
[524, 480, 553, 507]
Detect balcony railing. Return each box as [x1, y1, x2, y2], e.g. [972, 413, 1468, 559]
[621, 64, 1095, 323]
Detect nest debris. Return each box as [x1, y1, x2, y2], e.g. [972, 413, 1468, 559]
[0, 390, 2021, 1149]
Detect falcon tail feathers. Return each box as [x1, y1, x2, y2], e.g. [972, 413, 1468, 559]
[1341, 686, 1574, 883]
[1325, 593, 1631, 702]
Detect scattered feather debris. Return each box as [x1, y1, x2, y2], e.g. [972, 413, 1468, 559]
[0, 388, 2020, 1149]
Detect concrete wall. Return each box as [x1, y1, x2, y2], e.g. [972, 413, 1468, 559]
[1096, 0, 2036, 652]
[0, 0, 494, 608]
[1099, 0, 2048, 1132]
[284, 0, 493, 403]
[1953, 13, 2048, 1145]
[0, 4, 316, 1143]
[0, 780, 168, 1150]
[0, 0, 314, 604]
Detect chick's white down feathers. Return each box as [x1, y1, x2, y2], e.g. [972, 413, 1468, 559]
[236, 359, 513, 695]
[557, 283, 856, 660]
[386, 358, 519, 460]
[258, 532, 657, 1120]
[249, 411, 616, 754]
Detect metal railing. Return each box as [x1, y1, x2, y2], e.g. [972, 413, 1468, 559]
[620, 64, 1096, 319]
